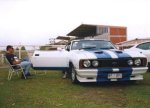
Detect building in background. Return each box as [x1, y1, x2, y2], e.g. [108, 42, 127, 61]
[67, 24, 127, 44]
[40, 36, 76, 50]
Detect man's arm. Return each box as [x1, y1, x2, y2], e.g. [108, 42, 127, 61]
[12, 60, 21, 65]
[6, 54, 21, 65]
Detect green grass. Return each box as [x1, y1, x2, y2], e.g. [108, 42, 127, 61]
[0, 68, 150, 108]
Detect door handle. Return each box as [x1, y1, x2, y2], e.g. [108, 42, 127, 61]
[35, 54, 39, 56]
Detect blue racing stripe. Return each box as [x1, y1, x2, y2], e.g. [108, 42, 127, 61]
[92, 50, 112, 59]
[110, 50, 133, 81]
[96, 68, 112, 82]
[93, 50, 133, 82]
[117, 68, 132, 81]
[93, 51, 113, 82]
[110, 50, 132, 59]
[96, 67, 133, 82]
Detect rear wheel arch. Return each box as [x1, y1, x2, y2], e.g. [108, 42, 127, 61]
[69, 62, 73, 68]
[148, 62, 150, 72]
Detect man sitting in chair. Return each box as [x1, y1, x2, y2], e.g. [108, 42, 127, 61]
[5, 45, 32, 79]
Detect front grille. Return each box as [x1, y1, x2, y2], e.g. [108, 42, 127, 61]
[100, 59, 129, 68]
[79, 58, 147, 69]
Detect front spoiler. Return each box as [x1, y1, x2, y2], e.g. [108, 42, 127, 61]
[75, 67, 148, 82]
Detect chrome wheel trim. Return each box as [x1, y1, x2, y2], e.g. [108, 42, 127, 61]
[71, 67, 76, 81]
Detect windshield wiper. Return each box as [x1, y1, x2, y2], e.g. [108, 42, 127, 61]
[99, 47, 114, 50]
[79, 47, 96, 50]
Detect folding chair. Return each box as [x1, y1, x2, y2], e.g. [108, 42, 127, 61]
[4, 56, 26, 80]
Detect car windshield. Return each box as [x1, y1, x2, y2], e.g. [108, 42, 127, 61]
[71, 40, 116, 50]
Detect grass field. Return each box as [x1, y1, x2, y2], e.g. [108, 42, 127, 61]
[0, 68, 150, 108]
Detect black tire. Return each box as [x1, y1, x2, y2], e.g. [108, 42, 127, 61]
[71, 66, 79, 84]
[148, 63, 150, 72]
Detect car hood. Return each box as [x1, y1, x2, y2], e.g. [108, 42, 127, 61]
[70, 49, 146, 60]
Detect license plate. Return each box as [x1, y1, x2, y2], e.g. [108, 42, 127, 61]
[108, 73, 122, 79]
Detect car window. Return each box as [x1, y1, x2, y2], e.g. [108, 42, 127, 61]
[136, 42, 150, 50]
[71, 40, 116, 50]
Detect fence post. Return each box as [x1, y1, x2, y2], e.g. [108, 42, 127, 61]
[1, 54, 4, 64]
[19, 46, 21, 59]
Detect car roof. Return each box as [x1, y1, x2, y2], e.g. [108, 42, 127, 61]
[134, 41, 150, 47]
[71, 39, 110, 42]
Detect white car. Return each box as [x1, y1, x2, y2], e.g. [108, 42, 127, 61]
[31, 39, 148, 83]
[125, 42, 150, 71]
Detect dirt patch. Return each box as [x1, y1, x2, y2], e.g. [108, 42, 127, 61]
[71, 83, 128, 108]
[34, 97, 48, 105]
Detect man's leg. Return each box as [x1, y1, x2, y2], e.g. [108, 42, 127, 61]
[22, 57, 29, 61]
[20, 61, 31, 76]
[62, 70, 69, 79]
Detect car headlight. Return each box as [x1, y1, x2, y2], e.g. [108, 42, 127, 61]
[83, 60, 91, 67]
[127, 60, 133, 66]
[92, 60, 99, 67]
[134, 59, 141, 66]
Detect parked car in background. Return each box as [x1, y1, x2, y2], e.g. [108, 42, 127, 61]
[125, 42, 150, 71]
[31, 39, 148, 83]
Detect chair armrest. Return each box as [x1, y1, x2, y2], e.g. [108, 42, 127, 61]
[10, 64, 21, 67]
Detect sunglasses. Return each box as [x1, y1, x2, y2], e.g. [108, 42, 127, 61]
[10, 47, 14, 50]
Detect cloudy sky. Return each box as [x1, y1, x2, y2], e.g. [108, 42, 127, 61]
[0, 0, 150, 45]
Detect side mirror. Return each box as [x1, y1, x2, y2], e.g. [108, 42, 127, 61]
[65, 45, 70, 51]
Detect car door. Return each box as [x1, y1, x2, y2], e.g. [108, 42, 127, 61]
[136, 42, 150, 63]
[31, 50, 69, 70]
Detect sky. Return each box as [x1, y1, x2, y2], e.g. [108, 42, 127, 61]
[0, 0, 150, 45]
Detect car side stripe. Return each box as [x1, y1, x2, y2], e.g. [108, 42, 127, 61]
[32, 67, 69, 71]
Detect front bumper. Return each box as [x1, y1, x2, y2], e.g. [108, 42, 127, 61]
[75, 67, 148, 82]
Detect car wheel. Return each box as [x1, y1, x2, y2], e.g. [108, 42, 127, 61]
[71, 66, 79, 84]
[148, 63, 150, 72]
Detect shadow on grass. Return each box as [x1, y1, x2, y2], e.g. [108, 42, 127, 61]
[76, 80, 147, 88]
